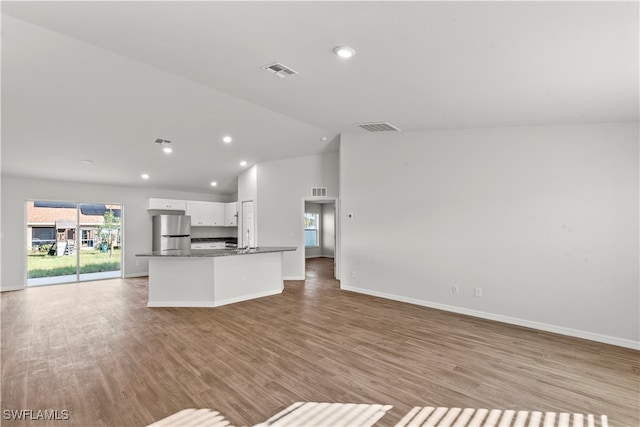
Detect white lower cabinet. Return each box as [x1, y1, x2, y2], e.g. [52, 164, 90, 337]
[191, 242, 225, 250]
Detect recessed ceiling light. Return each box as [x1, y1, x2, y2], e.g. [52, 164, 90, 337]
[320, 136, 329, 142]
[80, 159, 93, 165]
[155, 138, 173, 153]
[240, 161, 247, 167]
[141, 174, 150, 180]
[334, 46, 356, 58]
[223, 136, 232, 143]
[210, 181, 217, 187]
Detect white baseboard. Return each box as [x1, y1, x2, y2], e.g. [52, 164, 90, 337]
[341, 285, 640, 350]
[124, 272, 149, 278]
[146, 289, 283, 309]
[213, 289, 282, 307]
[147, 300, 216, 308]
[284, 275, 305, 281]
[0, 285, 25, 292]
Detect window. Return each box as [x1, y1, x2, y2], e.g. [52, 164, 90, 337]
[304, 212, 319, 248]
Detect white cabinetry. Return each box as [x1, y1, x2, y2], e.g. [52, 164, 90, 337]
[147, 198, 186, 211]
[191, 241, 226, 250]
[211, 203, 225, 226]
[224, 202, 238, 226]
[148, 198, 230, 226]
[186, 201, 225, 226]
[186, 201, 209, 226]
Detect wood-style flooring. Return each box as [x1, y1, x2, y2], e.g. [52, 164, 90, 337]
[1, 257, 638, 426]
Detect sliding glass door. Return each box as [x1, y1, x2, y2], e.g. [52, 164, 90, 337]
[26, 200, 123, 286]
[78, 203, 122, 282]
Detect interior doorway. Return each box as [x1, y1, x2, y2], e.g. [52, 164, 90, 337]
[302, 198, 339, 280]
[26, 200, 123, 286]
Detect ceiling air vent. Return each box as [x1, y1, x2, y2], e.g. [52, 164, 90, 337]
[262, 62, 299, 78]
[355, 122, 401, 132]
[311, 187, 327, 197]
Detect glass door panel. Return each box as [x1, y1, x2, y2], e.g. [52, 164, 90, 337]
[78, 203, 122, 282]
[26, 200, 79, 286]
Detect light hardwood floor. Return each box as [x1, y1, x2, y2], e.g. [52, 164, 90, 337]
[1, 257, 638, 426]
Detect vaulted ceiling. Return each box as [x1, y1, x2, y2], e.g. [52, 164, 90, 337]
[2, 1, 637, 194]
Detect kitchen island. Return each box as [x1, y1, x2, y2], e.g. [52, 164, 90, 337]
[136, 247, 296, 308]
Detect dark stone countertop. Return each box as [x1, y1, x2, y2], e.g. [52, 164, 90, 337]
[191, 237, 237, 243]
[136, 246, 296, 258]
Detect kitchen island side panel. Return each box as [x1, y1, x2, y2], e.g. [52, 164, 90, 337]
[213, 251, 283, 306]
[147, 258, 216, 307]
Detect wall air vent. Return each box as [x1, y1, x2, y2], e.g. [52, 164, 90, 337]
[311, 187, 327, 197]
[262, 62, 299, 78]
[355, 122, 402, 132]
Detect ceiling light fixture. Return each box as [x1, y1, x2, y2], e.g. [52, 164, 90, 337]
[334, 46, 356, 58]
[320, 136, 329, 142]
[141, 174, 150, 180]
[155, 138, 173, 153]
[80, 159, 93, 165]
[240, 161, 247, 167]
[223, 136, 232, 144]
[210, 181, 217, 187]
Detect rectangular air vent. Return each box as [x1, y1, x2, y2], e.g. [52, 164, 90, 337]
[262, 62, 299, 78]
[355, 122, 401, 132]
[311, 187, 327, 197]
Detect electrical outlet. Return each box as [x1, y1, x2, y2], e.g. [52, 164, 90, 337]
[451, 285, 459, 294]
[474, 287, 482, 297]
[351, 271, 356, 278]
[136, 259, 140, 266]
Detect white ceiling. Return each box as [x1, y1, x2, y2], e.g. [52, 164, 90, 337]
[2, 1, 638, 195]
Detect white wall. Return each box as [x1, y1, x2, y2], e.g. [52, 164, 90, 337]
[257, 151, 339, 279]
[340, 123, 639, 349]
[1, 175, 231, 291]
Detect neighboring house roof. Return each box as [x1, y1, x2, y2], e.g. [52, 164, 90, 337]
[27, 201, 121, 226]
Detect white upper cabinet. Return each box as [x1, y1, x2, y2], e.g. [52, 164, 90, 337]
[149, 198, 230, 226]
[187, 201, 224, 226]
[147, 198, 186, 211]
[186, 201, 208, 226]
[225, 202, 238, 226]
[210, 203, 225, 226]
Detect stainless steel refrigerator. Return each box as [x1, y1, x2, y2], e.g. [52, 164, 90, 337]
[152, 215, 191, 251]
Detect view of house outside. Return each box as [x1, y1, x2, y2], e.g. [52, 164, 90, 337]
[26, 201, 122, 285]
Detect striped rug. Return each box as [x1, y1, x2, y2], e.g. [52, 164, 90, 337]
[256, 402, 393, 427]
[395, 407, 609, 427]
[147, 408, 231, 426]
[147, 404, 608, 427]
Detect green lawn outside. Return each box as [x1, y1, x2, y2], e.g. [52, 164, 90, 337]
[27, 249, 121, 278]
